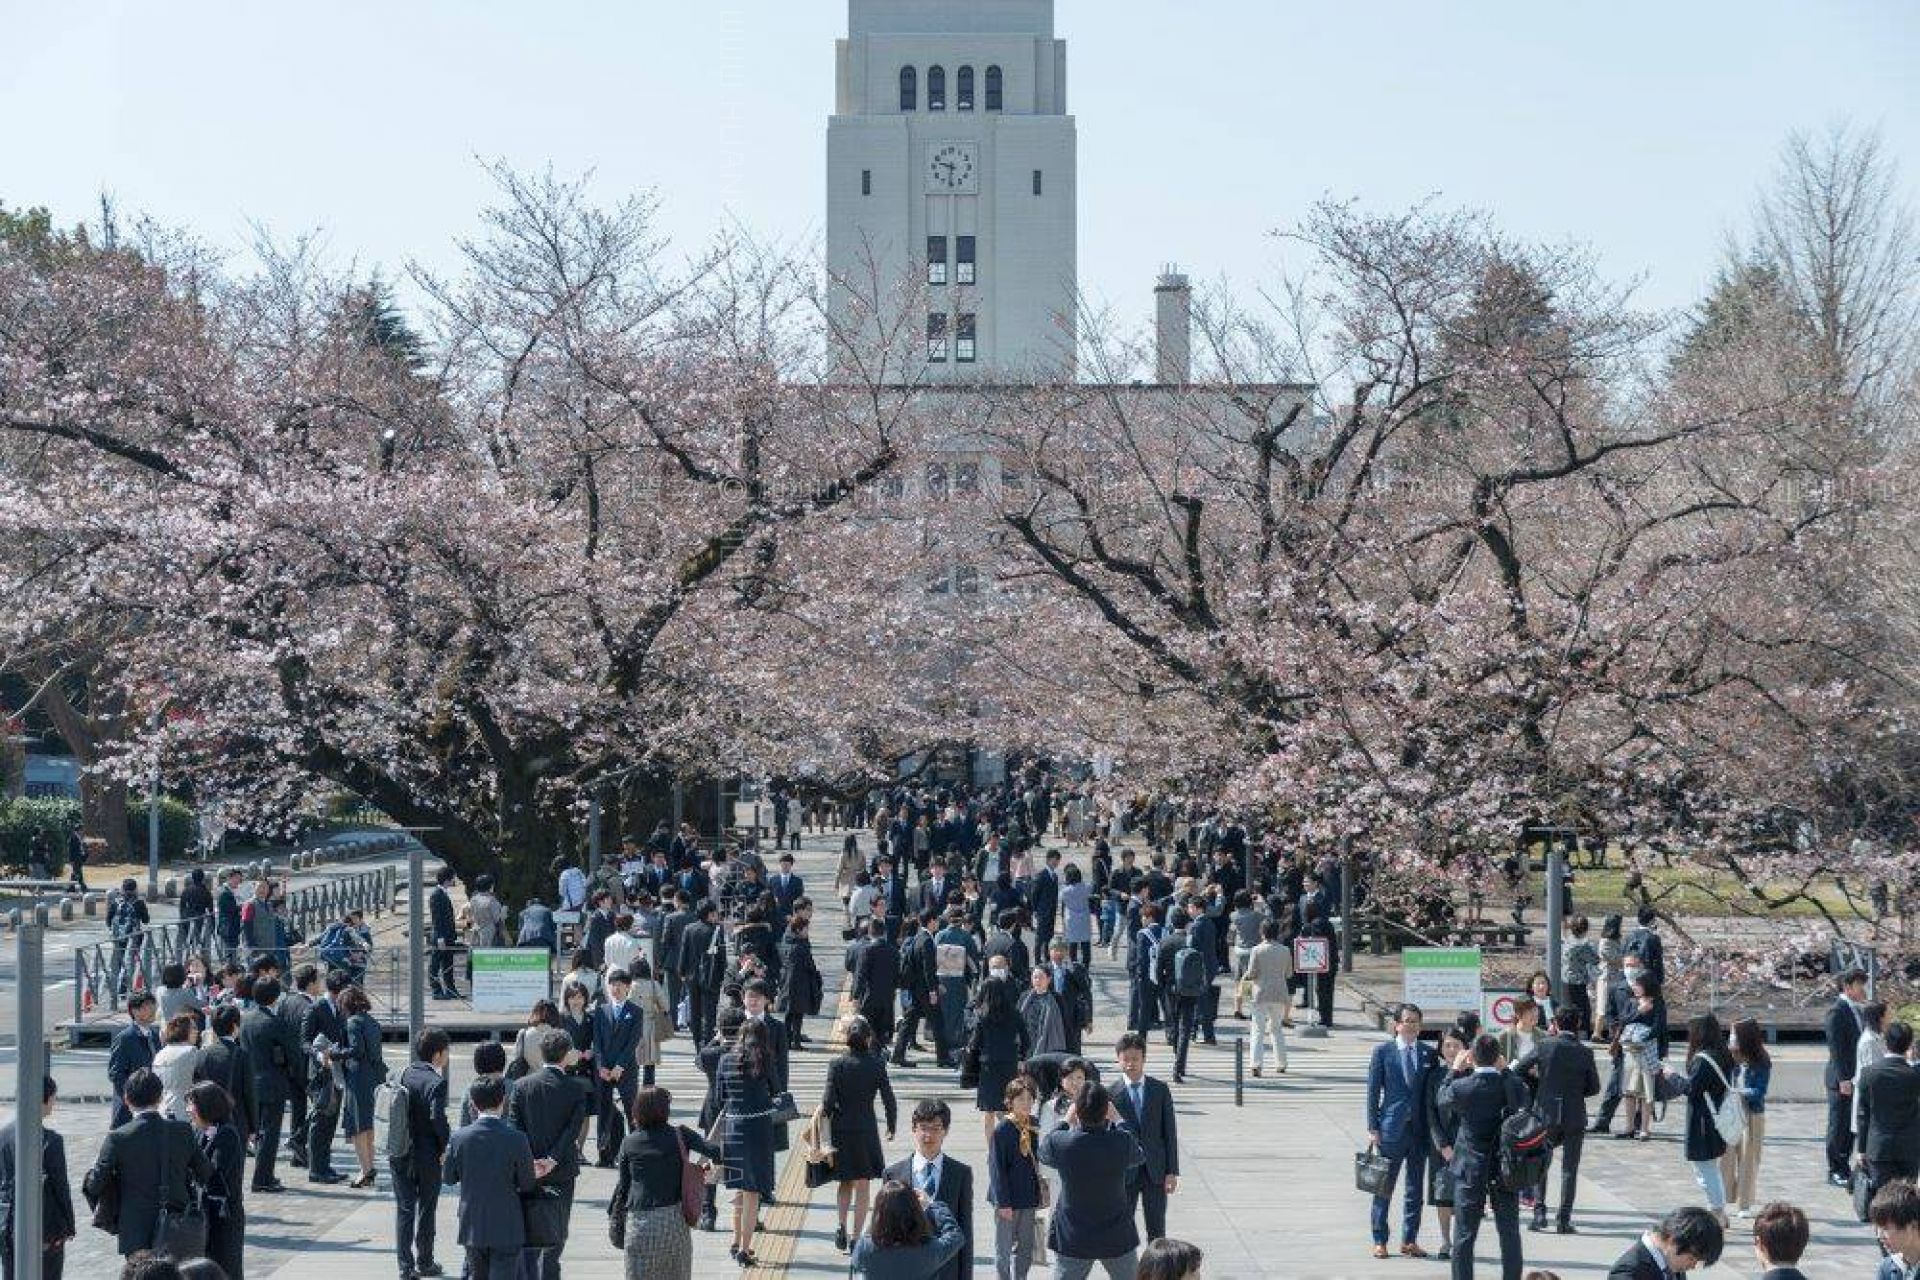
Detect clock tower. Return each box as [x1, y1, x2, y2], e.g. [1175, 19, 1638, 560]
[826, 0, 1077, 381]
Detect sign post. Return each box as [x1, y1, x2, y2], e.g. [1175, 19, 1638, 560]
[14, 922, 45, 1280]
[407, 843, 425, 1045]
[1403, 947, 1484, 1019]
[470, 948, 552, 1014]
[1294, 935, 1332, 1039]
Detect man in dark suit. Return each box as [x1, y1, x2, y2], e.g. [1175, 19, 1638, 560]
[443, 1074, 536, 1280]
[299, 970, 348, 1182]
[1038, 1081, 1146, 1280]
[1512, 1006, 1600, 1233]
[106, 993, 159, 1129]
[239, 976, 300, 1193]
[1030, 848, 1062, 959]
[657, 891, 693, 1028]
[393, 1029, 452, 1280]
[1, 1075, 75, 1280]
[873, 857, 910, 920]
[1856, 1019, 1920, 1187]
[280, 964, 318, 1170]
[1045, 938, 1094, 1055]
[920, 858, 959, 915]
[506, 1029, 589, 1280]
[1112, 1031, 1179, 1244]
[892, 911, 948, 1069]
[1364, 1003, 1436, 1259]
[86, 1069, 212, 1259]
[1438, 1034, 1529, 1280]
[1751, 1201, 1813, 1280]
[194, 1004, 258, 1148]
[770, 852, 804, 921]
[678, 901, 725, 1047]
[1606, 1206, 1724, 1279]
[591, 970, 643, 1166]
[853, 917, 901, 1046]
[883, 1099, 973, 1280]
[1825, 967, 1869, 1186]
[428, 865, 460, 999]
[1869, 1182, 1920, 1280]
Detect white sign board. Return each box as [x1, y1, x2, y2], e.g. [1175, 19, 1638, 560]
[471, 948, 552, 1014]
[1481, 988, 1526, 1031]
[1402, 947, 1483, 1015]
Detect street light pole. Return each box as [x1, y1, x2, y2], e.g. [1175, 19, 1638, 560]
[588, 789, 603, 884]
[14, 922, 46, 1280]
[1546, 838, 1566, 1007]
[147, 758, 161, 901]
[408, 842, 425, 1045]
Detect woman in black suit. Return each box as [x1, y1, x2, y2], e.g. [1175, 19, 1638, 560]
[820, 1015, 899, 1252]
[968, 973, 1032, 1141]
[718, 1019, 778, 1267]
[188, 1080, 246, 1280]
[1421, 1026, 1469, 1261]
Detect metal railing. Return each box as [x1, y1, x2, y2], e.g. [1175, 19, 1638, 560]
[73, 866, 399, 1021]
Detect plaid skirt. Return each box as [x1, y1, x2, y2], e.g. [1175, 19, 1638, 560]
[623, 1203, 693, 1280]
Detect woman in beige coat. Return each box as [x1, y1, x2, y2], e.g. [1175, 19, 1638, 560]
[627, 958, 673, 1085]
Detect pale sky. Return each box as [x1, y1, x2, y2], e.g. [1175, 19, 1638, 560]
[5, 0, 1916, 336]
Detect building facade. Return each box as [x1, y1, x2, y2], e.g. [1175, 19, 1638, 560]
[826, 0, 1077, 381]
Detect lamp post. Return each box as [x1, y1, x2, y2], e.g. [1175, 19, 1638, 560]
[13, 922, 45, 1280]
[394, 826, 440, 1045]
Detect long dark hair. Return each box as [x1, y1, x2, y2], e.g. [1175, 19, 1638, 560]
[975, 973, 1019, 1024]
[1686, 1013, 1733, 1075]
[1730, 1017, 1771, 1070]
[868, 1179, 932, 1249]
[734, 1018, 771, 1078]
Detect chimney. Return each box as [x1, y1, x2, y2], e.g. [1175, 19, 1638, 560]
[1154, 267, 1191, 385]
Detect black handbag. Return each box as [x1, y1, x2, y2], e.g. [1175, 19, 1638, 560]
[959, 1043, 982, 1090]
[769, 1091, 801, 1126]
[607, 1178, 628, 1249]
[1853, 1167, 1876, 1223]
[151, 1135, 207, 1262]
[523, 1185, 568, 1248]
[1355, 1145, 1394, 1197]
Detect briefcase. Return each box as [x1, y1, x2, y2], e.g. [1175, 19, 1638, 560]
[1355, 1146, 1394, 1197]
[1853, 1167, 1876, 1224]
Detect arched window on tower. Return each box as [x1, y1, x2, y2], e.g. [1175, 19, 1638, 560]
[985, 65, 1003, 111]
[899, 66, 917, 111]
[957, 66, 975, 111]
[928, 65, 946, 111]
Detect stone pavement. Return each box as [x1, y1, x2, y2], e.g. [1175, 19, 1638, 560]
[12, 825, 1895, 1278]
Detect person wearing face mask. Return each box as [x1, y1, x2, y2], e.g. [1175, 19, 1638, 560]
[1590, 955, 1649, 1136]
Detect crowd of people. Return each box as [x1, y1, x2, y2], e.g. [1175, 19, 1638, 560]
[4, 773, 1914, 1280]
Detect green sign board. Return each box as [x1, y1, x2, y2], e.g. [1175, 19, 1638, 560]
[1402, 947, 1483, 1011]
[471, 948, 552, 1013]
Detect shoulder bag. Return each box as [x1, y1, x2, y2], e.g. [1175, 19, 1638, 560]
[150, 1127, 208, 1261]
[677, 1128, 704, 1227]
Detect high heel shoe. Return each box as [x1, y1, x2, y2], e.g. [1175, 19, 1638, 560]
[349, 1170, 376, 1188]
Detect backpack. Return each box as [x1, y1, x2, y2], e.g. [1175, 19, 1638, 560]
[1700, 1056, 1747, 1146]
[1173, 945, 1208, 999]
[316, 923, 351, 967]
[379, 1080, 413, 1160]
[1497, 1100, 1556, 1191]
[108, 893, 142, 941]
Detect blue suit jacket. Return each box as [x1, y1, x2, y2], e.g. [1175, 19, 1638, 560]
[442, 1114, 536, 1248]
[1367, 1038, 1436, 1156]
[591, 1001, 641, 1072]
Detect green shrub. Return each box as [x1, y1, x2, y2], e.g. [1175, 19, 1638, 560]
[123, 796, 199, 862]
[0, 796, 83, 874]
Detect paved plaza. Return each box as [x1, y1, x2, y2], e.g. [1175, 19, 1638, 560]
[5, 827, 1894, 1278]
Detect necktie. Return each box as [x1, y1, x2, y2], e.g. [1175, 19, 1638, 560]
[919, 1161, 937, 1197]
[1405, 1044, 1417, 1083]
[1131, 1082, 1145, 1119]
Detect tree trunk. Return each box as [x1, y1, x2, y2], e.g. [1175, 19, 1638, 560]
[84, 775, 132, 858]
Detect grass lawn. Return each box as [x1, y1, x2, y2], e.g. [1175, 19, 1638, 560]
[1559, 862, 1866, 922]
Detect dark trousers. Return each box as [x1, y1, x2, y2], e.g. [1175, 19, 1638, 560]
[430, 940, 458, 995]
[1826, 1086, 1855, 1178]
[1129, 978, 1160, 1033]
[1132, 1177, 1169, 1242]
[596, 1071, 639, 1165]
[392, 1154, 443, 1274]
[862, 1000, 896, 1047]
[892, 995, 948, 1064]
[665, 971, 685, 1028]
[1369, 1147, 1426, 1245]
[1170, 995, 1200, 1077]
[1, 1234, 64, 1280]
[1594, 1054, 1624, 1129]
[1871, 1159, 1919, 1190]
[687, 982, 718, 1047]
[308, 1088, 341, 1174]
[1199, 984, 1220, 1040]
[1543, 1127, 1583, 1224]
[1160, 983, 1179, 1043]
[1034, 925, 1055, 962]
[252, 1095, 287, 1188]
[1451, 1172, 1522, 1280]
[1311, 973, 1335, 1028]
[287, 1081, 310, 1165]
[783, 1004, 804, 1049]
[517, 1184, 572, 1280]
[466, 1245, 518, 1279]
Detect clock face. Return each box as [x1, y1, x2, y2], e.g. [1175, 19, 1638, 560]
[927, 143, 978, 193]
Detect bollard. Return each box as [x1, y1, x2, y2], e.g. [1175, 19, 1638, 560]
[83, 894, 101, 917]
[5, 909, 19, 930]
[32, 904, 49, 927]
[59, 897, 75, 922]
[1234, 1036, 1245, 1107]
[163, 877, 179, 900]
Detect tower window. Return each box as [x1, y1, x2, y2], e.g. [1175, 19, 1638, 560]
[985, 66, 1003, 111]
[928, 65, 946, 111]
[1032, 169, 1043, 196]
[958, 66, 975, 111]
[927, 313, 949, 362]
[899, 66, 917, 111]
[956, 236, 976, 285]
[927, 236, 948, 286]
[862, 169, 872, 196]
[957, 313, 977, 363]
[926, 460, 949, 498]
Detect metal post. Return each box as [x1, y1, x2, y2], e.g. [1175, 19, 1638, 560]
[1546, 840, 1565, 1007]
[407, 843, 425, 1045]
[16, 922, 46, 1280]
[1233, 1035, 1245, 1107]
[147, 760, 161, 901]
[671, 780, 684, 831]
[588, 789, 603, 883]
[1339, 851, 1355, 975]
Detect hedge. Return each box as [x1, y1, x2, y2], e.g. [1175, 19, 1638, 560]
[0, 794, 199, 873]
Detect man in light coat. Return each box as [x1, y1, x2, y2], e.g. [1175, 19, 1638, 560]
[1245, 917, 1294, 1076]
